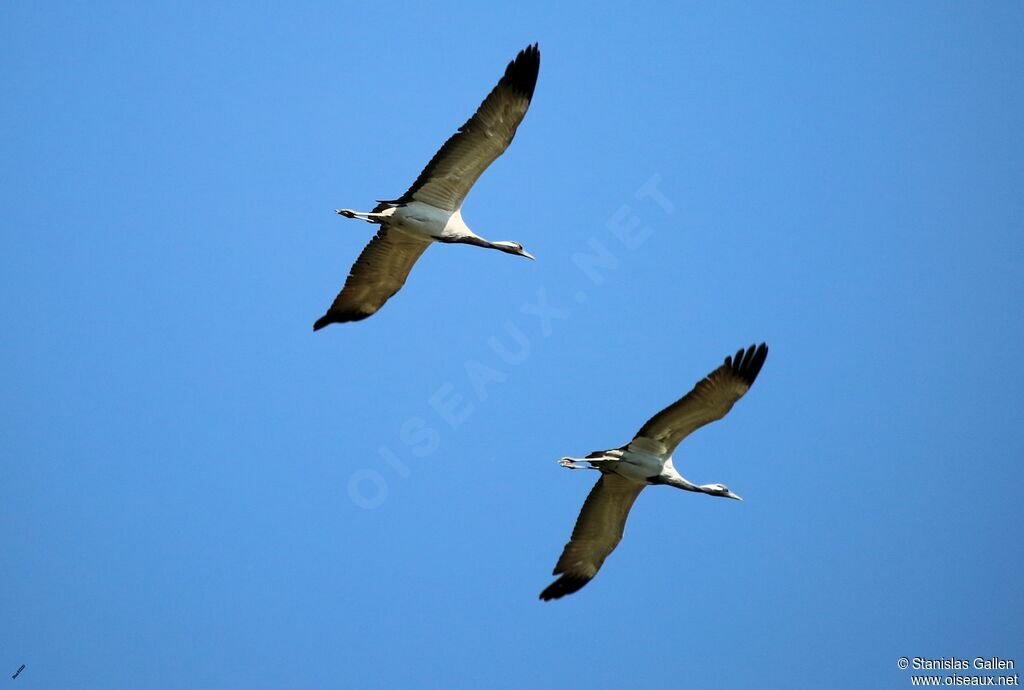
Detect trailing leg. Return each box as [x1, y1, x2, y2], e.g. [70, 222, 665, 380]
[335, 209, 389, 223]
[559, 456, 607, 470]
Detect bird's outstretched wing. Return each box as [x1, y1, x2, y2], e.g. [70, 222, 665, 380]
[313, 228, 431, 330]
[540, 474, 645, 601]
[633, 343, 769, 453]
[383, 44, 540, 213]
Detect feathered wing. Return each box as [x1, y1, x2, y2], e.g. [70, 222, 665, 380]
[313, 228, 431, 330]
[633, 343, 769, 452]
[382, 44, 541, 213]
[540, 474, 645, 601]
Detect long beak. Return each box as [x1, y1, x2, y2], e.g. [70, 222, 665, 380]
[725, 491, 743, 501]
[520, 249, 536, 260]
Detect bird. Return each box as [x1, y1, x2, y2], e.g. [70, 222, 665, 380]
[540, 343, 769, 601]
[313, 44, 541, 330]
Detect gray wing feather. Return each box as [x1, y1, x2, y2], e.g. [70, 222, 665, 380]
[313, 228, 431, 329]
[539, 474, 645, 600]
[634, 343, 769, 452]
[390, 44, 540, 212]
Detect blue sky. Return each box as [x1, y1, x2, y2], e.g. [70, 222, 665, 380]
[2, 2, 1022, 688]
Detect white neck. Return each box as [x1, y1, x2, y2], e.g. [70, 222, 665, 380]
[659, 466, 720, 496]
[662, 473, 704, 493]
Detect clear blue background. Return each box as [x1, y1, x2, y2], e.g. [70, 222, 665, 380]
[3, 2, 1022, 688]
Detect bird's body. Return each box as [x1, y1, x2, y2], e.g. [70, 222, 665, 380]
[567, 442, 668, 484]
[541, 343, 769, 601]
[562, 437, 723, 489]
[314, 44, 540, 330]
[378, 202, 463, 243]
[349, 202, 498, 247]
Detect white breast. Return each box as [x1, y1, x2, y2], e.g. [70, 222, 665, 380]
[615, 447, 669, 482]
[392, 201, 456, 240]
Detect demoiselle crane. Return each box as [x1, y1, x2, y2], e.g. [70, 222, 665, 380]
[540, 343, 769, 600]
[314, 44, 540, 330]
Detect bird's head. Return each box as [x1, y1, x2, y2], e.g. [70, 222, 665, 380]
[491, 241, 535, 260]
[702, 483, 743, 501]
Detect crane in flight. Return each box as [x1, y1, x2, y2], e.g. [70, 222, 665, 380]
[541, 343, 769, 600]
[314, 44, 540, 330]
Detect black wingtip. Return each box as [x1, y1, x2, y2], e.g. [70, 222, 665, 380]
[539, 574, 590, 601]
[726, 343, 769, 384]
[312, 309, 374, 331]
[504, 43, 541, 101]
